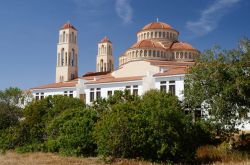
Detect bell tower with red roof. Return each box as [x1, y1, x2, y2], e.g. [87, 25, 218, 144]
[56, 22, 78, 83]
[96, 37, 114, 72]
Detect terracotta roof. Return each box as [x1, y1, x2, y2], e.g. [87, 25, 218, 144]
[154, 67, 188, 77]
[131, 40, 165, 50]
[171, 42, 197, 51]
[142, 22, 173, 30]
[99, 37, 112, 43]
[86, 76, 143, 84]
[61, 23, 77, 30]
[31, 80, 78, 90]
[146, 59, 195, 66]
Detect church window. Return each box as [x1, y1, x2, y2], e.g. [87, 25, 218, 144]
[61, 48, 64, 66]
[160, 81, 167, 92]
[189, 52, 192, 58]
[151, 32, 153, 38]
[64, 91, 68, 96]
[90, 88, 94, 102]
[107, 91, 112, 97]
[63, 31, 65, 42]
[96, 88, 101, 100]
[167, 32, 169, 38]
[155, 32, 157, 38]
[72, 49, 75, 66]
[169, 81, 175, 95]
[159, 32, 162, 37]
[185, 52, 188, 58]
[157, 51, 160, 57]
[147, 32, 149, 38]
[140, 50, 143, 57]
[125, 86, 131, 94]
[161, 51, 163, 57]
[144, 33, 146, 39]
[40, 93, 44, 100]
[65, 52, 68, 65]
[69, 91, 73, 98]
[176, 52, 179, 59]
[144, 50, 147, 57]
[153, 50, 156, 57]
[180, 52, 183, 59]
[35, 93, 39, 100]
[163, 32, 165, 38]
[133, 85, 138, 96]
[148, 50, 151, 56]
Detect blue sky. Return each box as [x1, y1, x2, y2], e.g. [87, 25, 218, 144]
[0, 0, 249, 90]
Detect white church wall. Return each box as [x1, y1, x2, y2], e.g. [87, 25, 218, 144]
[85, 80, 143, 104]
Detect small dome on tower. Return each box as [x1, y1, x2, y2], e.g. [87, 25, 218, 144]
[61, 22, 77, 30]
[142, 21, 173, 30]
[99, 37, 112, 43]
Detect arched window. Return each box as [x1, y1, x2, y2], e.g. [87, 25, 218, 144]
[161, 51, 163, 57]
[100, 59, 103, 72]
[176, 52, 179, 59]
[180, 52, 183, 59]
[159, 32, 162, 38]
[148, 50, 151, 56]
[65, 52, 68, 65]
[167, 32, 169, 38]
[144, 50, 147, 57]
[163, 32, 165, 38]
[63, 31, 65, 42]
[61, 48, 64, 66]
[155, 32, 157, 38]
[157, 51, 160, 57]
[153, 50, 156, 57]
[185, 52, 188, 59]
[189, 52, 192, 58]
[144, 33, 146, 39]
[147, 32, 149, 38]
[72, 49, 75, 66]
[151, 32, 153, 38]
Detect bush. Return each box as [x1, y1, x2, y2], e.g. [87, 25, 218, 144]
[94, 90, 203, 162]
[46, 108, 97, 156]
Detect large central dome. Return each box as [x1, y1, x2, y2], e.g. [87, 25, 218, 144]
[142, 22, 173, 30]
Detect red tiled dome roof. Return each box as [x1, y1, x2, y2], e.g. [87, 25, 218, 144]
[99, 37, 112, 43]
[142, 22, 173, 30]
[131, 40, 165, 50]
[171, 42, 197, 51]
[61, 23, 77, 30]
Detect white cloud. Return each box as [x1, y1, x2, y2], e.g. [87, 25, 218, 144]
[115, 0, 133, 24]
[186, 0, 241, 37]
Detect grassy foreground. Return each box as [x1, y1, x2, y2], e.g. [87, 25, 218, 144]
[0, 151, 249, 165]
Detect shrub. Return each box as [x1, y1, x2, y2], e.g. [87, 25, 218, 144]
[46, 108, 97, 156]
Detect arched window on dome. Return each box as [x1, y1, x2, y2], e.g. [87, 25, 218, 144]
[189, 52, 192, 59]
[61, 48, 64, 66]
[157, 51, 160, 57]
[144, 33, 146, 39]
[164, 52, 166, 58]
[136, 50, 139, 57]
[161, 51, 163, 58]
[151, 32, 153, 38]
[153, 50, 156, 57]
[185, 52, 188, 59]
[132, 51, 135, 58]
[147, 32, 149, 39]
[167, 32, 169, 38]
[159, 32, 162, 38]
[180, 52, 183, 59]
[155, 32, 157, 38]
[144, 50, 147, 57]
[176, 52, 179, 59]
[140, 50, 143, 57]
[148, 50, 151, 57]
[163, 32, 165, 38]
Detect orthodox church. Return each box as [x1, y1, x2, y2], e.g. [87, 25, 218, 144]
[31, 21, 200, 104]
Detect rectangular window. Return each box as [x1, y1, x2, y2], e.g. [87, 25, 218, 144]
[96, 88, 101, 100]
[90, 88, 94, 102]
[169, 81, 175, 95]
[35, 93, 39, 100]
[125, 86, 131, 94]
[40, 93, 44, 100]
[160, 81, 167, 92]
[69, 91, 73, 98]
[64, 91, 68, 96]
[107, 91, 112, 97]
[133, 85, 138, 96]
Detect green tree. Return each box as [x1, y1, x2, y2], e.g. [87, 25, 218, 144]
[184, 39, 250, 136]
[46, 108, 97, 156]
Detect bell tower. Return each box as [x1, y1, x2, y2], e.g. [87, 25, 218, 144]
[96, 37, 114, 72]
[56, 23, 78, 83]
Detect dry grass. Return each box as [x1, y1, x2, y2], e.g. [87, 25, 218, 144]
[0, 151, 157, 165]
[0, 150, 249, 165]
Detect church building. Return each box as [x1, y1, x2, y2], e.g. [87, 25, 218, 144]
[30, 21, 200, 104]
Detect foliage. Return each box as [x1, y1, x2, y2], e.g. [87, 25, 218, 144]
[17, 95, 85, 147]
[46, 108, 97, 156]
[0, 87, 23, 130]
[184, 38, 250, 136]
[94, 90, 209, 162]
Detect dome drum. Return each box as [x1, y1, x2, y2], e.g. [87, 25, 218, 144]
[137, 29, 178, 42]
